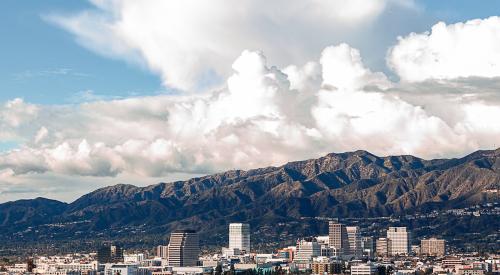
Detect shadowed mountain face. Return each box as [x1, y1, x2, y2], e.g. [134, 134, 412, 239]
[1, 149, 499, 239]
[0, 197, 67, 227]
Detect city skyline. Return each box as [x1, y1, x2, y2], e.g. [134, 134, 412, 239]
[0, 1, 499, 273]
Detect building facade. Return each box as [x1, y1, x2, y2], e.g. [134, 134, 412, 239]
[294, 238, 321, 270]
[329, 221, 349, 257]
[387, 227, 411, 256]
[156, 245, 168, 259]
[97, 245, 124, 264]
[421, 238, 445, 256]
[361, 237, 375, 258]
[346, 226, 362, 258]
[311, 257, 342, 275]
[351, 263, 376, 275]
[167, 230, 199, 267]
[104, 264, 138, 275]
[376, 238, 390, 257]
[229, 223, 250, 253]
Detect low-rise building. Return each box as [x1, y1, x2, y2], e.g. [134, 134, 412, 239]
[351, 263, 376, 275]
[311, 257, 342, 275]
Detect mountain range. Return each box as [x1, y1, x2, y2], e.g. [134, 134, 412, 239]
[1, 148, 499, 253]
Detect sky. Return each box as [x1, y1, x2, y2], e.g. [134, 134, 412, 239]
[1, 0, 500, 203]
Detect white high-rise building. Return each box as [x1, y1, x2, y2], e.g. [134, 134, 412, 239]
[346, 226, 362, 258]
[387, 227, 411, 256]
[229, 223, 250, 253]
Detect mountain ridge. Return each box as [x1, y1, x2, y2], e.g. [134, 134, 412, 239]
[0, 148, 499, 247]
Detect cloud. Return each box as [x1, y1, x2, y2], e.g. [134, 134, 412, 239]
[13, 68, 89, 80]
[388, 16, 500, 82]
[46, 0, 415, 90]
[0, 99, 39, 142]
[0, 44, 499, 182]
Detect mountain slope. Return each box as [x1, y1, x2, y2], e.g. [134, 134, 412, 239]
[0, 197, 68, 227]
[0, 149, 499, 245]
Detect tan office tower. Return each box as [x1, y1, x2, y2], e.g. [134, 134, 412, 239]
[156, 245, 168, 259]
[328, 221, 349, 256]
[420, 238, 445, 256]
[229, 223, 250, 253]
[376, 237, 390, 257]
[346, 226, 362, 258]
[167, 230, 199, 267]
[387, 227, 411, 256]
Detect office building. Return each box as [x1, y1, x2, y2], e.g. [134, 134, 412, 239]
[277, 247, 295, 262]
[421, 238, 445, 256]
[104, 263, 137, 275]
[123, 254, 144, 264]
[351, 263, 376, 275]
[376, 238, 390, 257]
[328, 221, 349, 256]
[312, 257, 342, 275]
[459, 269, 485, 275]
[442, 257, 463, 268]
[156, 245, 168, 259]
[346, 226, 362, 258]
[229, 223, 250, 253]
[387, 227, 411, 256]
[294, 238, 321, 269]
[167, 230, 199, 267]
[98, 245, 124, 263]
[361, 237, 375, 258]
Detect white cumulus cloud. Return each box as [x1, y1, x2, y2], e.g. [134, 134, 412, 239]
[46, 0, 415, 90]
[388, 16, 500, 82]
[1, 44, 499, 183]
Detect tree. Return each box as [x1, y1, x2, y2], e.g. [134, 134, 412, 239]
[215, 264, 223, 275]
[27, 258, 36, 272]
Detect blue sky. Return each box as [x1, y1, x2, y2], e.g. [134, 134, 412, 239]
[2, 0, 500, 105]
[1, 0, 500, 202]
[0, 0, 162, 105]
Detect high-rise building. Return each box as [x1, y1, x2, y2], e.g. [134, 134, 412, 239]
[294, 238, 321, 270]
[346, 226, 362, 258]
[98, 245, 124, 263]
[156, 245, 169, 259]
[420, 238, 445, 256]
[361, 237, 375, 258]
[229, 223, 250, 253]
[167, 230, 199, 267]
[328, 221, 349, 257]
[387, 227, 411, 256]
[376, 238, 390, 257]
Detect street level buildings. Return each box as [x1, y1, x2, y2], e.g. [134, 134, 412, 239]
[351, 263, 376, 275]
